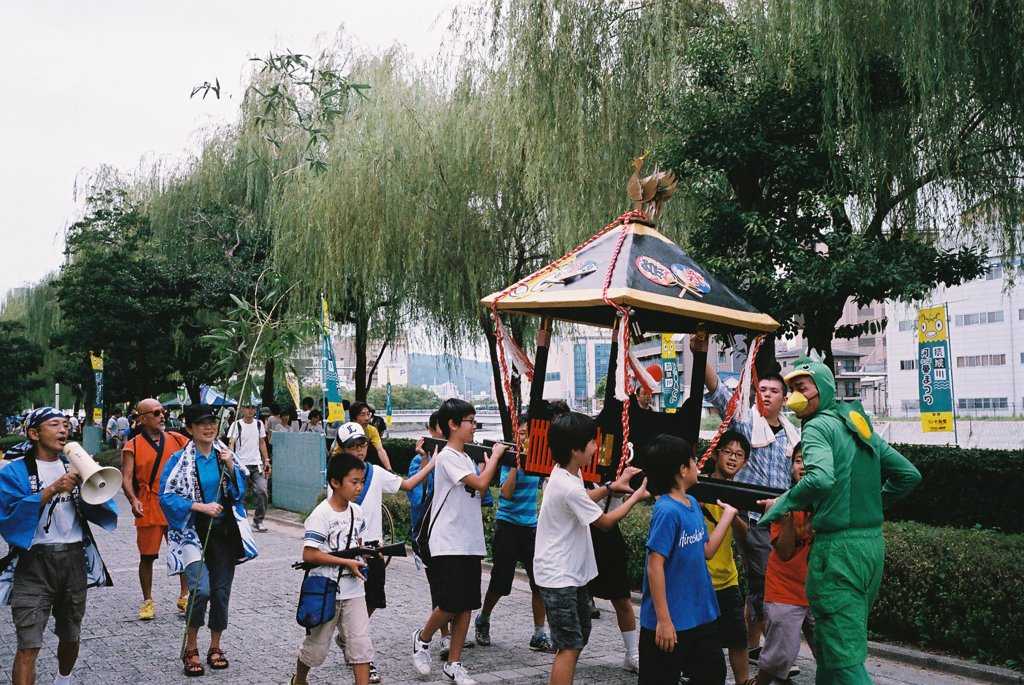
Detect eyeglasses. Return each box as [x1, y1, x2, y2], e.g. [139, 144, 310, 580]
[460, 418, 477, 425]
[718, 449, 746, 459]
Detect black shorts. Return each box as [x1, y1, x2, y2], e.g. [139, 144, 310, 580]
[364, 552, 386, 610]
[588, 524, 630, 600]
[639, 621, 725, 685]
[713, 585, 747, 649]
[487, 520, 537, 596]
[425, 555, 482, 614]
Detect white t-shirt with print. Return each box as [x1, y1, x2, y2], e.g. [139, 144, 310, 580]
[428, 446, 485, 557]
[228, 419, 266, 466]
[303, 499, 367, 600]
[533, 465, 604, 588]
[34, 459, 84, 545]
[355, 463, 403, 543]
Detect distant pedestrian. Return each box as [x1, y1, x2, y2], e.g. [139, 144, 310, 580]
[227, 403, 270, 533]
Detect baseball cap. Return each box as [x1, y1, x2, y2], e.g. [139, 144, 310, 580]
[337, 422, 367, 447]
[183, 403, 218, 425]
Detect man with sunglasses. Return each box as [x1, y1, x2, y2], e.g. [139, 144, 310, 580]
[122, 398, 190, 620]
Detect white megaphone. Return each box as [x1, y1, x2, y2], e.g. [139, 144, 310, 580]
[63, 441, 123, 505]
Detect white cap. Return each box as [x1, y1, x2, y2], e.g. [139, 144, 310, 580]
[337, 422, 367, 447]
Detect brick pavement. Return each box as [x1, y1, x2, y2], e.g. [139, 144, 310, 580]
[0, 495, 996, 684]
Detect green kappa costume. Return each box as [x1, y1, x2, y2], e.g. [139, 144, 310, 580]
[759, 357, 921, 685]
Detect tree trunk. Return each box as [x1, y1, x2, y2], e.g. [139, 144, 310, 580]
[187, 383, 202, 405]
[481, 312, 514, 441]
[755, 333, 780, 376]
[366, 339, 391, 391]
[353, 313, 369, 401]
[261, 359, 276, 406]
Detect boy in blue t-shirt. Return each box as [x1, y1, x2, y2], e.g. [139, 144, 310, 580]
[474, 414, 554, 652]
[407, 411, 441, 529]
[640, 434, 739, 685]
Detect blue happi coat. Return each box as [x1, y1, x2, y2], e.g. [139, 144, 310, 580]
[0, 454, 119, 605]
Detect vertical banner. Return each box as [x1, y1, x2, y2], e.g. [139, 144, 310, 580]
[385, 369, 393, 427]
[284, 370, 302, 411]
[917, 305, 955, 432]
[660, 334, 680, 413]
[89, 352, 104, 424]
[321, 294, 346, 423]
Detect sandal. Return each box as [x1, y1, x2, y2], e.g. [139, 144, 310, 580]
[182, 648, 204, 677]
[207, 647, 230, 670]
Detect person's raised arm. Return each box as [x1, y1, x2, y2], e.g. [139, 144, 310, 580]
[460, 443, 505, 493]
[400, 456, 436, 491]
[500, 465, 519, 500]
[593, 478, 649, 530]
[703, 500, 738, 558]
[377, 443, 392, 471]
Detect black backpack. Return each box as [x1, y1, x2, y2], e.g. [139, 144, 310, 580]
[411, 485, 453, 567]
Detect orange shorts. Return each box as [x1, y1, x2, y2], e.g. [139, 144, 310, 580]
[137, 525, 168, 557]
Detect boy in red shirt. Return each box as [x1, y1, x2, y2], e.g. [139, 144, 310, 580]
[755, 443, 815, 684]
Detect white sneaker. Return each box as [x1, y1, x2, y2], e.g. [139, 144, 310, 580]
[442, 661, 477, 685]
[412, 629, 431, 675]
[439, 634, 452, 660]
[622, 651, 639, 673]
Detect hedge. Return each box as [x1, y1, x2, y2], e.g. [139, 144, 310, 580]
[380, 488, 1022, 666]
[884, 444, 1024, 533]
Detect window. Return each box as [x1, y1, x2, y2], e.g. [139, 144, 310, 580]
[842, 381, 858, 398]
[900, 400, 920, 413]
[899, 359, 916, 371]
[1021, 352, 1024, 364]
[1019, 308, 1024, 321]
[545, 371, 561, 382]
[591, 344, 610, 398]
[985, 262, 1004, 280]
[858, 336, 876, 347]
[898, 319, 916, 332]
[954, 311, 1004, 326]
[956, 354, 1006, 367]
[957, 397, 1009, 410]
[838, 359, 857, 373]
[573, 344, 587, 401]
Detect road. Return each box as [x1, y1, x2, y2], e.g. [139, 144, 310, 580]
[0, 493, 1000, 684]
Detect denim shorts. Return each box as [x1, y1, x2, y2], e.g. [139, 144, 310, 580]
[538, 585, 592, 651]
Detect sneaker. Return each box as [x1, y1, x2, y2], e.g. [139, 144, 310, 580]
[474, 615, 490, 646]
[589, 598, 601, 619]
[412, 629, 431, 675]
[335, 630, 346, 650]
[252, 521, 268, 532]
[176, 595, 189, 613]
[622, 651, 639, 673]
[529, 633, 556, 653]
[748, 645, 762, 663]
[439, 635, 451, 661]
[442, 661, 477, 685]
[138, 599, 155, 621]
[788, 666, 801, 679]
[368, 662, 381, 684]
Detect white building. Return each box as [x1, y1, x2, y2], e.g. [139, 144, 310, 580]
[886, 256, 1024, 417]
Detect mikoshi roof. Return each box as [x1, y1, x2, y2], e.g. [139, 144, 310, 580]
[482, 219, 779, 334]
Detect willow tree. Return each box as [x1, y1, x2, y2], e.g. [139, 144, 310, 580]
[271, 52, 424, 401]
[737, 0, 1024, 257]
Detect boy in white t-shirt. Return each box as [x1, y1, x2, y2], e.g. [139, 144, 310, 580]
[533, 412, 648, 685]
[289, 453, 374, 685]
[333, 421, 435, 684]
[411, 399, 505, 685]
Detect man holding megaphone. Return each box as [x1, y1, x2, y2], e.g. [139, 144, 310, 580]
[0, 406, 119, 685]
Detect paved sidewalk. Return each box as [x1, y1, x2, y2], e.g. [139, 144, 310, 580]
[0, 497, 1016, 684]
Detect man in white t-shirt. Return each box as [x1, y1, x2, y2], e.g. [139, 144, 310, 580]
[227, 403, 270, 532]
[411, 399, 504, 685]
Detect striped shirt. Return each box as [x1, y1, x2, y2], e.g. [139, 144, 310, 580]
[706, 378, 796, 520]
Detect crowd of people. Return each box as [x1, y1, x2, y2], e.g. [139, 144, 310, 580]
[0, 353, 921, 685]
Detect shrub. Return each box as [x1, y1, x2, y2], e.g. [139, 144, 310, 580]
[0, 435, 26, 453]
[885, 444, 1024, 532]
[380, 438, 418, 475]
[873, 521, 1024, 665]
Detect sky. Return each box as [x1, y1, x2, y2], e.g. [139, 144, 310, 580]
[0, 0, 459, 301]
